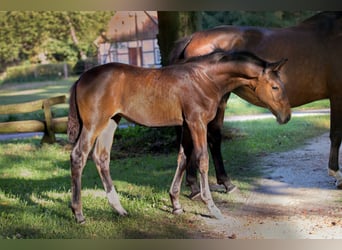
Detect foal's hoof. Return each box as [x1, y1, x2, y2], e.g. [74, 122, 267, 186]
[115, 207, 129, 217]
[208, 205, 224, 220]
[70, 204, 86, 224]
[328, 169, 342, 189]
[118, 210, 129, 217]
[76, 218, 86, 224]
[172, 208, 184, 215]
[74, 214, 86, 224]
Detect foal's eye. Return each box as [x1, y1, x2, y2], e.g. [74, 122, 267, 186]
[272, 86, 279, 90]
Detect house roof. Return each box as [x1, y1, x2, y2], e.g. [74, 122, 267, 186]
[103, 11, 158, 43]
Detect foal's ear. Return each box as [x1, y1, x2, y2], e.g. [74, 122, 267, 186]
[267, 58, 288, 72]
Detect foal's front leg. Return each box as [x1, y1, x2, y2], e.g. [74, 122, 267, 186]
[188, 121, 223, 220]
[93, 119, 128, 216]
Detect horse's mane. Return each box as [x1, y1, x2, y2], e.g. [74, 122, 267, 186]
[168, 36, 193, 64]
[300, 11, 342, 33]
[181, 50, 268, 68]
[301, 11, 342, 24]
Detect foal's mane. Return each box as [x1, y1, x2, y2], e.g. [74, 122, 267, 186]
[181, 50, 268, 69]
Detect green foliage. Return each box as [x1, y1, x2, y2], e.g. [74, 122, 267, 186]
[0, 11, 113, 70]
[73, 58, 99, 75]
[113, 126, 177, 158]
[201, 11, 318, 29]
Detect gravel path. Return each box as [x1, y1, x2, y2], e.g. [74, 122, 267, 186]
[200, 132, 342, 239]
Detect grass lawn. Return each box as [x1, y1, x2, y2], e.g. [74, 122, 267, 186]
[0, 115, 330, 239]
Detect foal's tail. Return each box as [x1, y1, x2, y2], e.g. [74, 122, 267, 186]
[67, 80, 81, 144]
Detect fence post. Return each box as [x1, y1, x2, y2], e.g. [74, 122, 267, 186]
[63, 63, 68, 79]
[41, 99, 56, 144]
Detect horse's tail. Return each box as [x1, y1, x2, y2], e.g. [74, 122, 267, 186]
[168, 35, 193, 64]
[67, 80, 82, 144]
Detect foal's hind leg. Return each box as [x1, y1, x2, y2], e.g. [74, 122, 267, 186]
[169, 144, 188, 215]
[93, 119, 128, 216]
[70, 128, 96, 224]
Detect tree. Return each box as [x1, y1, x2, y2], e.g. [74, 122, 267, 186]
[157, 11, 201, 66]
[0, 11, 113, 70]
[201, 11, 318, 29]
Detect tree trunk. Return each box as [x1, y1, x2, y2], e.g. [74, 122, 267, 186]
[65, 14, 87, 60]
[157, 11, 201, 66]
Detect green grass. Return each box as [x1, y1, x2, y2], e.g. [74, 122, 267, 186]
[0, 79, 74, 123]
[0, 115, 330, 239]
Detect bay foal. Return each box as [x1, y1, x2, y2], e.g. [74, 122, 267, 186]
[67, 51, 290, 223]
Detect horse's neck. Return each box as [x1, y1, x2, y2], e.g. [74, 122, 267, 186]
[210, 62, 259, 94]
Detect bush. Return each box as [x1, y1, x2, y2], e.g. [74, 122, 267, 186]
[2, 63, 73, 84]
[73, 58, 99, 75]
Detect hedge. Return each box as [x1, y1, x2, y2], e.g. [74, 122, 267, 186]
[1, 63, 73, 84]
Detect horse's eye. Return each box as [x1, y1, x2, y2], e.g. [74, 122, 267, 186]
[272, 86, 279, 90]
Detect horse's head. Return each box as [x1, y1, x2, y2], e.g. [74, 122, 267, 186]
[213, 51, 291, 124]
[252, 58, 291, 124]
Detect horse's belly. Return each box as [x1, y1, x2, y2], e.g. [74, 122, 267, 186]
[121, 103, 183, 127]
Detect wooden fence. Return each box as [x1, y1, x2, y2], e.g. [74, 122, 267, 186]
[0, 95, 68, 143]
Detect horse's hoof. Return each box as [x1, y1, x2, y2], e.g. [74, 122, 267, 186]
[336, 179, 342, 189]
[225, 183, 237, 194]
[188, 191, 201, 200]
[172, 208, 184, 215]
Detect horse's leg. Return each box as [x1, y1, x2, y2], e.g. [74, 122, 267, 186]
[188, 121, 223, 219]
[169, 125, 194, 214]
[328, 97, 342, 189]
[177, 125, 200, 199]
[92, 119, 128, 216]
[169, 143, 187, 215]
[70, 127, 96, 224]
[186, 153, 201, 200]
[185, 94, 236, 195]
[209, 93, 236, 193]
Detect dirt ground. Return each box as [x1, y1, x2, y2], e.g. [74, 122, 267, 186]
[198, 132, 342, 239]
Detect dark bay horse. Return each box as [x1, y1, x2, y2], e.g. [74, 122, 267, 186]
[170, 11, 342, 194]
[67, 50, 290, 223]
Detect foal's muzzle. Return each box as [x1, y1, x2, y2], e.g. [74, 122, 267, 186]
[277, 113, 291, 124]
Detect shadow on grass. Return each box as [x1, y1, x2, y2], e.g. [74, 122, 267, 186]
[0, 126, 263, 239]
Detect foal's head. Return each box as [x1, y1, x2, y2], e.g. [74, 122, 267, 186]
[220, 51, 291, 124]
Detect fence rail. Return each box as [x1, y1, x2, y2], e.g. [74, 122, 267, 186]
[0, 95, 68, 143]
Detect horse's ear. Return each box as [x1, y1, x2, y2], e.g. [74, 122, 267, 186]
[267, 58, 288, 72]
